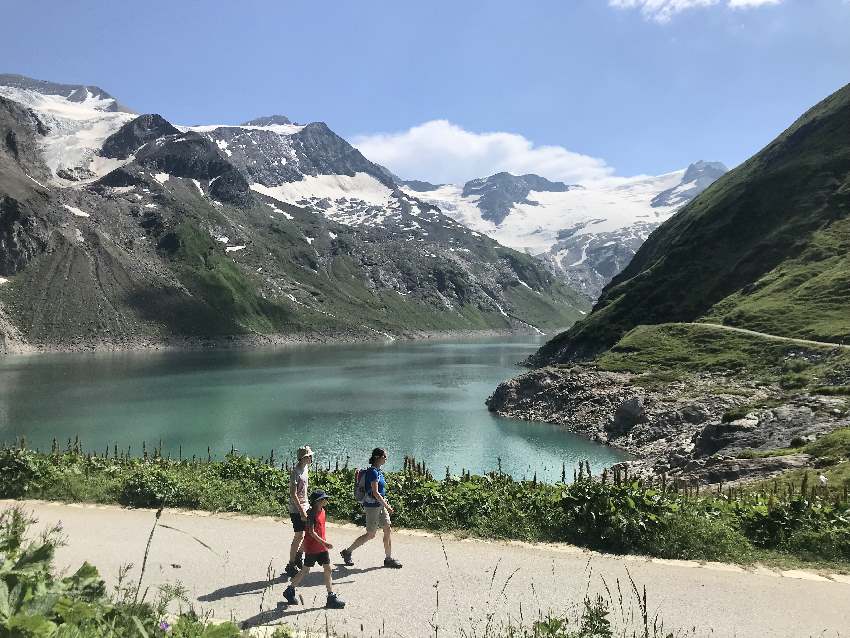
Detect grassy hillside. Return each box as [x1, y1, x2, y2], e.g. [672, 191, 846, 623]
[533, 82, 850, 364]
[596, 322, 850, 389]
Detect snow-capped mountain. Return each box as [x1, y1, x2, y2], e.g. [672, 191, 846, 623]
[0, 75, 587, 352]
[400, 163, 727, 298]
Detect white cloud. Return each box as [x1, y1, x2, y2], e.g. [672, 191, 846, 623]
[609, 0, 781, 23]
[351, 120, 614, 186]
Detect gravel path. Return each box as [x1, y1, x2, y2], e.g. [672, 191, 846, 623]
[5, 500, 849, 637]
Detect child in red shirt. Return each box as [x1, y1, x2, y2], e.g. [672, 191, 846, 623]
[284, 490, 345, 609]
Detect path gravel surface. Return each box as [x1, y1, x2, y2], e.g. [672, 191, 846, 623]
[4, 500, 849, 637]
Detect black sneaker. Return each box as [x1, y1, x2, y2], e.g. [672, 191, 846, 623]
[283, 562, 298, 579]
[340, 548, 354, 566]
[283, 585, 297, 605]
[326, 592, 346, 609]
[294, 553, 304, 569]
[383, 557, 403, 569]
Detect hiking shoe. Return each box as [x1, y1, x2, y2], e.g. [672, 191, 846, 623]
[326, 592, 346, 609]
[283, 562, 298, 578]
[283, 585, 297, 605]
[383, 557, 403, 569]
[340, 548, 354, 566]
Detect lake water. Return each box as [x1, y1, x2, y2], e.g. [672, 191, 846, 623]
[0, 337, 626, 482]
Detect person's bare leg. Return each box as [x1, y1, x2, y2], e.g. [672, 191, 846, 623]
[289, 531, 304, 563]
[291, 564, 310, 587]
[382, 524, 392, 558]
[345, 529, 375, 553]
[323, 563, 333, 593]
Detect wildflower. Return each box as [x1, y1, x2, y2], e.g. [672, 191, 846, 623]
[159, 620, 170, 632]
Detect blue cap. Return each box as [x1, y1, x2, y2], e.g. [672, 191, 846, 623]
[309, 489, 330, 504]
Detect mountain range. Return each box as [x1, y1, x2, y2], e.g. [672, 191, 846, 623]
[0, 74, 587, 352]
[401, 162, 727, 298]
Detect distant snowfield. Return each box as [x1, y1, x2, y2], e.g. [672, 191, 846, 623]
[252, 173, 393, 206]
[63, 204, 90, 217]
[183, 123, 306, 136]
[0, 86, 133, 183]
[402, 171, 683, 255]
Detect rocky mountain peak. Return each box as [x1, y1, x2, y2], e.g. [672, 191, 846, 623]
[682, 160, 728, 184]
[651, 160, 727, 208]
[242, 115, 293, 126]
[461, 172, 573, 225]
[100, 114, 180, 159]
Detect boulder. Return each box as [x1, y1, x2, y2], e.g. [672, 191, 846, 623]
[607, 397, 647, 434]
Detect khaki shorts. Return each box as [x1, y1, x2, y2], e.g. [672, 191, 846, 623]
[364, 506, 391, 532]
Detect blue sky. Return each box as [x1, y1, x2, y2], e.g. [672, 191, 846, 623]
[2, 0, 848, 183]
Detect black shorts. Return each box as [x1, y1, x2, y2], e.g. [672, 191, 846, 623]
[290, 513, 306, 533]
[304, 551, 330, 567]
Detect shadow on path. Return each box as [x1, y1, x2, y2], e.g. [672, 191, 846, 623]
[199, 575, 286, 602]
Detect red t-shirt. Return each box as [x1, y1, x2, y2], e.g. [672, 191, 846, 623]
[304, 506, 327, 554]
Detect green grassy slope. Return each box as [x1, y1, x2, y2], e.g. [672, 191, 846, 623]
[533, 82, 850, 364]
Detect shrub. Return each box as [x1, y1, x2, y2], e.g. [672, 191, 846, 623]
[780, 372, 809, 389]
[644, 512, 754, 562]
[786, 527, 850, 562]
[121, 466, 179, 507]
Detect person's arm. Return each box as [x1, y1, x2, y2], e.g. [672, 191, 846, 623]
[290, 476, 307, 520]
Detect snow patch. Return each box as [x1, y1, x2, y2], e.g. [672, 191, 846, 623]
[266, 202, 294, 220]
[186, 123, 305, 135]
[0, 277, 8, 285]
[215, 139, 232, 156]
[153, 173, 170, 185]
[225, 245, 246, 252]
[251, 173, 392, 207]
[63, 204, 90, 217]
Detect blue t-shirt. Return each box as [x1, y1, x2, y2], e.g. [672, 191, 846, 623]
[364, 466, 386, 508]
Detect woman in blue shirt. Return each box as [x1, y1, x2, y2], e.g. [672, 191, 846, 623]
[340, 447, 402, 568]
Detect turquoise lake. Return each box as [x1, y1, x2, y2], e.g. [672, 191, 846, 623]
[0, 336, 626, 482]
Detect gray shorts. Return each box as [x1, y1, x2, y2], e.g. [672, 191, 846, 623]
[364, 506, 391, 532]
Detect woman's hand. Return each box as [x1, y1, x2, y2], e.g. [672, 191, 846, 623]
[386, 504, 395, 515]
[324, 541, 334, 549]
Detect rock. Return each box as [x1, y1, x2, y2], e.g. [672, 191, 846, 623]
[100, 114, 179, 160]
[680, 404, 709, 424]
[607, 397, 647, 434]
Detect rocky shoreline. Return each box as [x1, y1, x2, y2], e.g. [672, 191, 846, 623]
[0, 326, 542, 356]
[487, 365, 849, 484]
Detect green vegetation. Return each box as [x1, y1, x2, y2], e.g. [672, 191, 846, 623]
[596, 323, 850, 389]
[0, 506, 263, 637]
[596, 323, 850, 390]
[738, 428, 849, 460]
[533, 82, 850, 364]
[2, 446, 849, 569]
